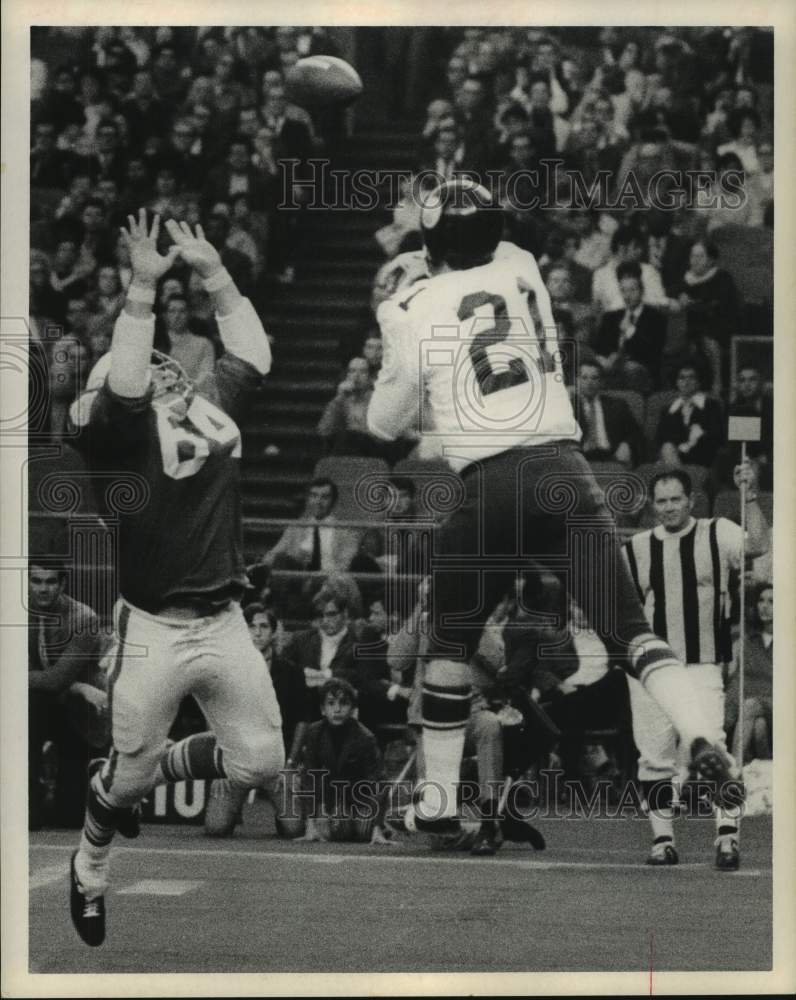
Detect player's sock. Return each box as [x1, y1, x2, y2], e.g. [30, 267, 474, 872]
[156, 733, 227, 785]
[715, 813, 740, 838]
[74, 772, 119, 899]
[642, 779, 675, 843]
[418, 659, 471, 820]
[633, 637, 710, 746]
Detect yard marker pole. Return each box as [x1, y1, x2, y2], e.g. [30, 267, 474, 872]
[736, 440, 747, 771]
[727, 412, 761, 769]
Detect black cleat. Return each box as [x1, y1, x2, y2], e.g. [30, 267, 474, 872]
[413, 812, 461, 836]
[715, 835, 740, 871]
[69, 851, 105, 947]
[689, 739, 746, 809]
[470, 820, 498, 856]
[88, 759, 141, 839]
[500, 814, 546, 850]
[646, 841, 679, 866]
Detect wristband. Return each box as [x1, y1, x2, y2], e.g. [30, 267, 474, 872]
[126, 284, 156, 305]
[202, 267, 232, 293]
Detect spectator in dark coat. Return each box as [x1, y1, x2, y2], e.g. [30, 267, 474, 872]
[156, 118, 208, 193]
[591, 262, 668, 392]
[573, 361, 644, 466]
[282, 591, 359, 719]
[31, 121, 80, 191]
[352, 599, 410, 740]
[298, 679, 390, 843]
[260, 83, 314, 163]
[28, 561, 106, 829]
[244, 603, 309, 763]
[34, 65, 84, 128]
[677, 239, 741, 390]
[84, 119, 127, 188]
[656, 363, 724, 467]
[204, 136, 269, 213]
[121, 70, 170, 148]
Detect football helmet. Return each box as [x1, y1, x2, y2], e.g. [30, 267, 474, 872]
[149, 349, 194, 411]
[420, 178, 504, 270]
[84, 349, 194, 413]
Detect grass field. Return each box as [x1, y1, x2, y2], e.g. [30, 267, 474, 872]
[27, 812, 772, 978]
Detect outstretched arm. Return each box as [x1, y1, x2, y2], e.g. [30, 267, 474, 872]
[109, 210, 181, 398]
[165, 220, 270, 375]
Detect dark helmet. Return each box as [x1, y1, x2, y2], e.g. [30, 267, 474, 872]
[420, 179, 504, 270]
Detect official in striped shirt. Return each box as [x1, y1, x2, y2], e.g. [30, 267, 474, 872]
[622, 464, 769, 870]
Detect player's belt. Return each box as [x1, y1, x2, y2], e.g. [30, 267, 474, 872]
[140, 583, 244, 619]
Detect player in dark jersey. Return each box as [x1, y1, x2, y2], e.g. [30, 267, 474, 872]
[67, 211, 284, 946]
[367, 180, 742, 836]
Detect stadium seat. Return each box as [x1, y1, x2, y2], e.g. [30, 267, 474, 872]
[392, 456, 464, 519]
[710, 224, 773, 306]
[28, 443, 101, 555]
[313, 456, 391, 524]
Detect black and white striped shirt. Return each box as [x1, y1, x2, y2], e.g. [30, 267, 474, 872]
[623, 517, 743, 665]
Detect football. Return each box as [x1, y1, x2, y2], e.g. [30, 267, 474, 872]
[285, 55, 363, 108]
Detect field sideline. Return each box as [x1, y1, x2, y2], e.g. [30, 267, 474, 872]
[27, 813, 772, 977]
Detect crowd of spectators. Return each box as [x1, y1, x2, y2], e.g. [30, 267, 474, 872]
[29, 26, 775, 836]
[29, 25, 349, 439]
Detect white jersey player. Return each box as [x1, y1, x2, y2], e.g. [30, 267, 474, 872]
[366, 179, 742, 841]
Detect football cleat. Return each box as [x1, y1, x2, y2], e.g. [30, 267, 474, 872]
[646, 840, 679, 866]
[470, 820, 498, 856]
[70, 851, 105, 947]
[500, 814, 546, 850]
[398, 802, 461, 837]
[88, 759, 141, 839]
[689, 738, 746, 809]
[714, 835, 740, 872]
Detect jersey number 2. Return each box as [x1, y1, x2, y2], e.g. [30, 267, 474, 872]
[459, 285, 555, 396]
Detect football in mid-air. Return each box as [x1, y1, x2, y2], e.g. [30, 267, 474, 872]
[285, 55, 363, 107]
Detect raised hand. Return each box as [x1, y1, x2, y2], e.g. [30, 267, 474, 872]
[164, 219, 223, 279]
[120, 209, 181, 287]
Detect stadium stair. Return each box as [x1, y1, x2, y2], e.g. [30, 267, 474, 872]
[241, 121, 421, 559]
